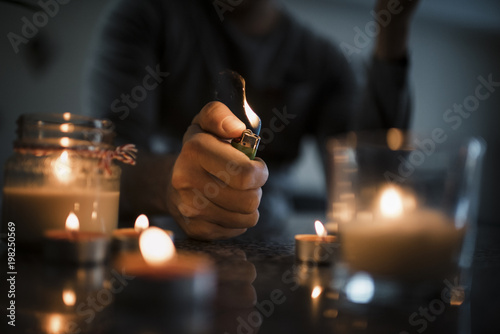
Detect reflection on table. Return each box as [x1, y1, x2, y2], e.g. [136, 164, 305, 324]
[1, 224, 499, 334]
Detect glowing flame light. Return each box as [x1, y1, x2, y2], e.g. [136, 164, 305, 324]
[59, 137, 70, 147]
[134, 214, 149, 232]
[54, 150, 72, 182]
[46, 314, 64, 333]
[315, 220, 327, 238]
[379, 187, 404, 218]
[311, 286, 323, 299]
[65, 212, 80, 232]
[139, 227, 175, 266]
[60, 123, 74, 133]
[244, 99, 260, 132]
[62, 288, 76, 306]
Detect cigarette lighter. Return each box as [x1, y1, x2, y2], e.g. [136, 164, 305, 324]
[215, 70, 261, 160]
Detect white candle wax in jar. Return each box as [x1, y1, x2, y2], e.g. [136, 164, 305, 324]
[1, 113, 134, 244]
[340, 186, 465, 281]
[3, 186, 119, 243]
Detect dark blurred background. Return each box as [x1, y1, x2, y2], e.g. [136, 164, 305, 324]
[0, 0, 499, 226]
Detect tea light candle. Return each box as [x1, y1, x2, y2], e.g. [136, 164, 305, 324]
[43, 212, 109, 264]
[114, 227, 215, 312]
[295, 220, 338, 265]
[111, 214, 174, 254]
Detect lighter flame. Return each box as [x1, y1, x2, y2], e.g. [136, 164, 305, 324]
[134, 214, 149, 232]
[62, 288, 76, 306]
[139, 227, 175, 265]
[311, 286, 323, 299]
[65, 212, 80, 232]
[244, 99, 260, 129]
[314, 220, 327, 237]
[380, 187, 404, 218]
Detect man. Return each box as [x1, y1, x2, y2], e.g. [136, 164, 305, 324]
[85, 0, 420, 240]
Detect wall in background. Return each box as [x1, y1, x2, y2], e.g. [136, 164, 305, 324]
[285, 0, 500, 225]
[0, 0, 499, 224]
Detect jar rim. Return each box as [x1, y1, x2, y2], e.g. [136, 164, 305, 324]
[15, 113, 115, 150]
[17, 113, 114, 130]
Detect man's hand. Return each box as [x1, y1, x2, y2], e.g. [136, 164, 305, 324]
[374, 0, 421, 61]
[166, 101, 269, 240]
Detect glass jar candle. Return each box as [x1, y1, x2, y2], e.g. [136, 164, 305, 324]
[1, 113, 134, 245]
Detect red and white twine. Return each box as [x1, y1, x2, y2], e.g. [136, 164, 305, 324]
[14, 143, 137, 175]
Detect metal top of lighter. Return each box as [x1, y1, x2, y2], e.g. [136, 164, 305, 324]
[215, 71, 261, 159]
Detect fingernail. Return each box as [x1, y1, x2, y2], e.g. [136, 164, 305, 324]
[222, 117, 244, 134]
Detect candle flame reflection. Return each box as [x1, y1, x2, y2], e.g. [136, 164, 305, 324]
[134, 214, 149, 232]
[314, 220, 327, 237]
[62, 288, 76, 306]
[139, 227, 175, 265]
[379, 187, 404, 218]
[60, 123, 74, 133]
[46, 314, 64, 333]
[65, 212, 79, 232]
[60, 137, 70, 147]
[311, 286, 323, 299]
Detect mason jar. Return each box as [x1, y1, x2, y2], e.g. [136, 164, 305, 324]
[1, 113, 130, 245]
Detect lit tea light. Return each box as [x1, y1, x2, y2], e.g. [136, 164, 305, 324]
[43, 212, 110, 264]
[113, 227, 216, 316]
[295, 220, 338, 265]
[111, 214, 173, 254]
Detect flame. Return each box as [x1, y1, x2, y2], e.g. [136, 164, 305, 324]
[314, 220, 327, 237]
[379, 187, 404, 218]
[134, 214, 149, 232]
[244, 99, 260, 131]
[62, 288, 76, 306]
[54, 150, 72, 182]
[139, 227, 175, 265]
[63, 112, 71, 121]
[46, 314, 64, 333]
[311, 286, 323, 299]
[65, 212, 80, 232]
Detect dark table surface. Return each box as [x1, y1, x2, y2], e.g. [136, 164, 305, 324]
[1, 215, 499, 334]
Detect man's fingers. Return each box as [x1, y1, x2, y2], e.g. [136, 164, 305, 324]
[177, 172, 262, 214]
[192, 101, 246, 139]
[177, 190, 260, 229]
[181, 131, 268, 189]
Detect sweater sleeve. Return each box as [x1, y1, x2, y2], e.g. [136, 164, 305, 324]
[83, 0, 166, 149]
[354, 56, 411, 131]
